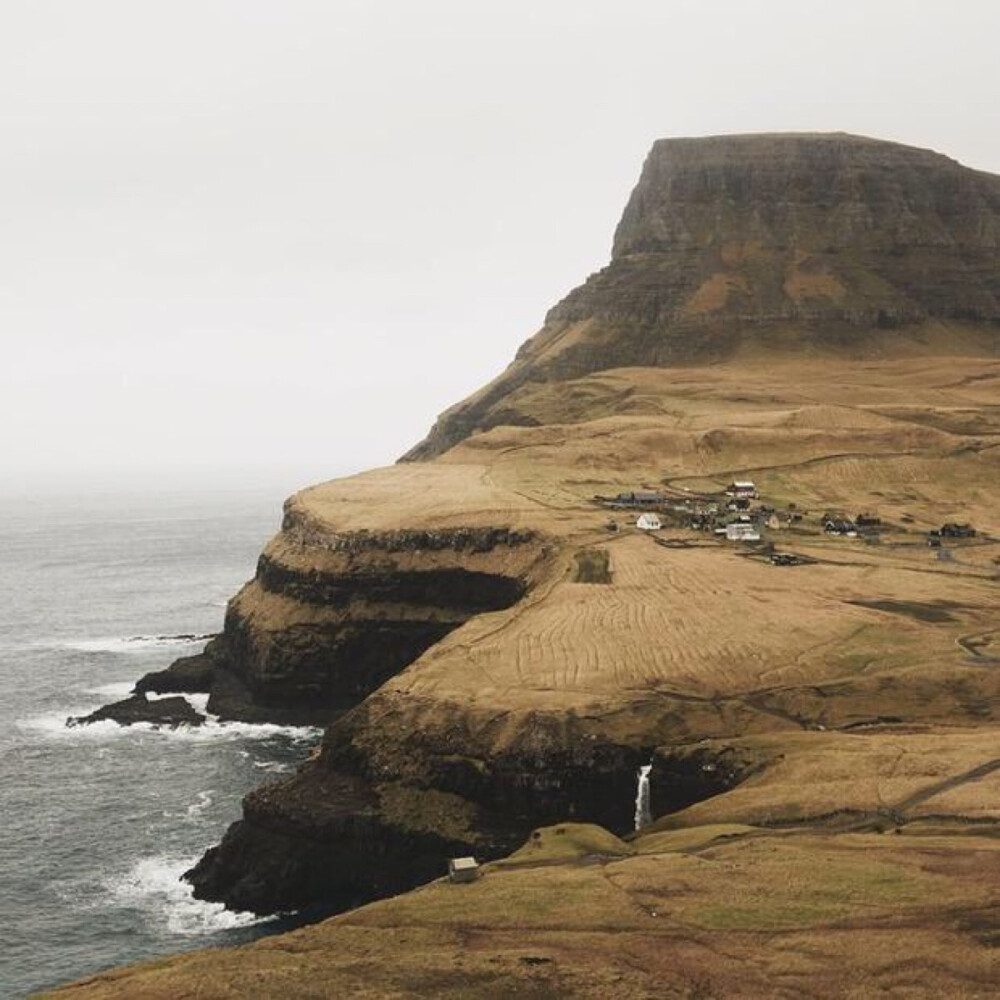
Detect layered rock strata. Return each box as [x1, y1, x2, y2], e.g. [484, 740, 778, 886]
[405, 133, 1000, 460]
[138, 505, 540, 726]
[181, 134, 1000, 920]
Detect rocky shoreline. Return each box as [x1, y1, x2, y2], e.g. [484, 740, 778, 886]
[77, 507, 559, 913]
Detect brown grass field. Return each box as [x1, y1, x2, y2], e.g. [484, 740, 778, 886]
[45, 822, 1000, 999]
[46, 350, 1000, 998]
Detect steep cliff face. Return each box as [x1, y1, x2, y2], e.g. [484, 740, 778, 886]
[186, 687, 769, 915]
[405, 133, 1000, 460]
[143, 488, 545, 725]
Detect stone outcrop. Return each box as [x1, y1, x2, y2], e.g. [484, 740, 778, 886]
[68, 694, 205, 729]
[127, 513, 541, 726]
[184, 698, 765, 914]
[404, 133, 1000, 460]
[134, 647, 219, 696]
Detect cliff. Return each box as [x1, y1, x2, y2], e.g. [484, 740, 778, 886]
[138, 470, 547, 725]
[182, 351, 1000, 917]
[73, 135, 1000, 976]
[404, 133, 1000, 460]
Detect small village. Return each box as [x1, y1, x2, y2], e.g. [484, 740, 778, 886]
[595, 480, 982, 566]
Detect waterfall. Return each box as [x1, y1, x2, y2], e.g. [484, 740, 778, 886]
[634, 762, 652, 831]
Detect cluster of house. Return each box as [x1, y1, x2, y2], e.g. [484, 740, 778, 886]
[822, 513, 882, 538]
[931, 522, 976, 538]
[823, 516, 980, 546]
[631, 480, 769, 540]
[927, 522, 977, 547]
[701, 481, 774, 541]
[604, 479, 983, 557]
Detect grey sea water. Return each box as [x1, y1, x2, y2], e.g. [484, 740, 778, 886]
[0, 488, 321, 998]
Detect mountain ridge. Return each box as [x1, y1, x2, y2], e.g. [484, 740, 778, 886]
[404, 132, 1000, 461]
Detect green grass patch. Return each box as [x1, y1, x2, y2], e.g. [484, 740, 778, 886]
[499, 823, 633, 866]
[573, 549, 612, 584]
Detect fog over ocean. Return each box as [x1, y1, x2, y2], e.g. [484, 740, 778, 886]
[0, 486, 324, 997]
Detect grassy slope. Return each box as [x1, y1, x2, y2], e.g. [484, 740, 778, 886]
[45, 823, 1000, 999]
[45, 350, 1000, 998]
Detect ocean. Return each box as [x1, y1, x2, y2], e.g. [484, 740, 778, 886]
[0, 487, 323, 998]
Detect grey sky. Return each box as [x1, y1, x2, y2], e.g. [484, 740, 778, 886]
[2, 0, 998, 492]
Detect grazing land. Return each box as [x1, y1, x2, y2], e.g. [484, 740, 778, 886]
[47, 823, 1000, 999]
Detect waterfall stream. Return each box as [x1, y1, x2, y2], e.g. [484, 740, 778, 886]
[634, 762, 652, 831]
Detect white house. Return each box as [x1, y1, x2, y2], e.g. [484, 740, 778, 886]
[727, 480, 758, 499]
[636, 513, 662, 531]
[725, 522, 760, 542]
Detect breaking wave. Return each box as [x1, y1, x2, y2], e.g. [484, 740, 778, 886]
[103, 855, 267, 936]
[17, 708, 321, 745]
[48, 634, 212, 654]
[185, 790, 215, 820]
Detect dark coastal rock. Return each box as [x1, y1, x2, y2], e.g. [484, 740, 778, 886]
[68, 693, 206, 729]
[134, 645, 219, 696]
[185, 766, 484, 915]
[186, 692, 766, 915]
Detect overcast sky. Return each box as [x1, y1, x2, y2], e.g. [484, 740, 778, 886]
[2, 0, 998, 493]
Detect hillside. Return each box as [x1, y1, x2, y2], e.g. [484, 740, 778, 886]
[404, 133, 1000, 460]
[56, 134, 1000, 998]
[47, 821, 1000, 998]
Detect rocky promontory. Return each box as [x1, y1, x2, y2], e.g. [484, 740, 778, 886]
[126, 476, 547, 726]
[72, 135, 1000, 976]
[67, 693, 206, 729]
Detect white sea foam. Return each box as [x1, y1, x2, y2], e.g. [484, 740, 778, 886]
[17, 707, 322, 745]
[185, 789, 215, 820]
[252, 759, 294, 774]
[83, 680, 136, 698]
[182, 692, 211, 714]
[49, 634, 211, 654]
[104, 854, 267, 936]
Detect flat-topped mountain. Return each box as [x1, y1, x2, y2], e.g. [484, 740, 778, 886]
[613, 132, 1000, 257]
[406, 133, 1000, 460]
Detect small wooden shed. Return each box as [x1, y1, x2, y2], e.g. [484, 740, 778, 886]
[448, 857, 480, 883]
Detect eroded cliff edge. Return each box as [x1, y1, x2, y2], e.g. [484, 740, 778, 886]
[140, 476, 546, 726]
